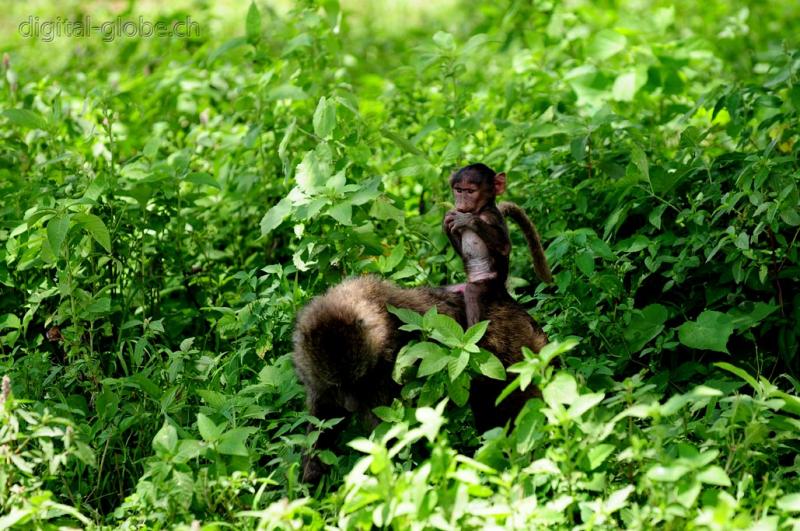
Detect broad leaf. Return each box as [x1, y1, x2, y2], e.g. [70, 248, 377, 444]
[313, 96, 336, 138]
[586, 30, 626, 60]
[624, 304, 667, 352]
[2, 108, 47, 129]
[417, 347, 450, 377]
[260, 197, 292, 235]
[543, 372, 578, 407]
[47, 214, 71, 256]
[153, 422, 178, 455]
[678, 311, 735, 353]
[73, 213, 112, 252]
[197, 413, 223, 443]
[245, 1, 261, 44]
[217, 427, 256, 456]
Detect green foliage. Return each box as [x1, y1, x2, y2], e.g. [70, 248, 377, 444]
[0, 0, 799, 528]
[390, 306, 504, 407]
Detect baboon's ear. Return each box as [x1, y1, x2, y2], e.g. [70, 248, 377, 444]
[494, 172, 507, 195]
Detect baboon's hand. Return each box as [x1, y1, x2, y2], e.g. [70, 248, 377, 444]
[449, 211, 475, 232]
[443, 210, 458, 233]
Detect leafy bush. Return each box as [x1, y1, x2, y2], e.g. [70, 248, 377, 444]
[0, 0, 798, 528]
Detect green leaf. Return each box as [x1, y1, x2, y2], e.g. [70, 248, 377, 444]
[245, 1, 262, 44]
[678, 310, 735, 353]
[426, 313, 464, 346]
[47, 214, 71, 256]
[588, 237, 613, 259]
[83, 296, 111, 318]
[295, 144, 332, 193]
[570, 135, 588, 162]
[185, 172, 220, 189]
[567, 392, 605, 419]
[348, 438, 375, 454]
[575, 251, 595, 276]
[448, 351, 470, 381]
[418, 348, 450, 377]
[153, 422, 178, 455]
[73, 213, 111, 252]
[175, 440, 203, 463]
[391, 155, 435, 179]
[543, 372, 578, 407]
[432, 31, 455, 50]
[646, 464, 689, 482]
[268, 84, 308, 101]
[696, 465, 731, 487]
[260, 197, 293, 235]
[207, 36, 248, 65]
[529, 123, 567, 138]
[605, 485, 634, 513]
[387, 305, 424, 328]
[2, 108, 47, 129]
[447, 372, 470, 406]
[416, 401, 446, 442]
[462, 320, 489, 345]
[780, 205, 800, 226]
[326, 201, 352, 225]
[0, 509, 29, 529]
[624, 304, 668, 352]
[197, 413, 223, 443]
[728, 302, 778, 331]
[381, 129, 425, 156]
[313, 96, 337, 138]
[326, 170, 346, 192]
[218, 427, 256, 456]
[440, 137, 462, 164]
[715, 362, 759, 390]
[675, 479, 702, 508]
[631, 145, 650, 183]
[586, 443, 615, 470]
[0, 314, 21, 330]
[537, 338, 580, 366]
[473, 350, 506, 380]
[369, 198, 405, 223]
[612, 68, 647, 101]
[586, 30, 626, 60]
[349, 177, 382, 205]
[776, 493, 800, 512]
[734, 231, 749, 250]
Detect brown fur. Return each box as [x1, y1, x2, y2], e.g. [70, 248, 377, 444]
[292, 276, 548, 483]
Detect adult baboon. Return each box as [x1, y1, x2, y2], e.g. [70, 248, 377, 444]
[292, 276, 548, 483]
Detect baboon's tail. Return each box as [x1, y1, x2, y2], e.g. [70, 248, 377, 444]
[498, 201, 553, 284]
[292, 277, 394, 387]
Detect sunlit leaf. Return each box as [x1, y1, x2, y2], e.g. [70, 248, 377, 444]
[313, 96, 337, 138]
[586, 30, 626, 60]
[246, 1, 262, 44]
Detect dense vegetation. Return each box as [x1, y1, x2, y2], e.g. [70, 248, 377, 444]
[1, 0, 799, 528]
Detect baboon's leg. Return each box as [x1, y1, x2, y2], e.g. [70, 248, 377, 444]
[302, 386, 348, 484]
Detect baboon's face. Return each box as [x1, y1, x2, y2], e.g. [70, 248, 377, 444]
[452, 179, 491, 213]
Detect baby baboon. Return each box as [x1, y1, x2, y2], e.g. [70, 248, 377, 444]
[292, 276, 547, 483]
[444, 163, 552, 327]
